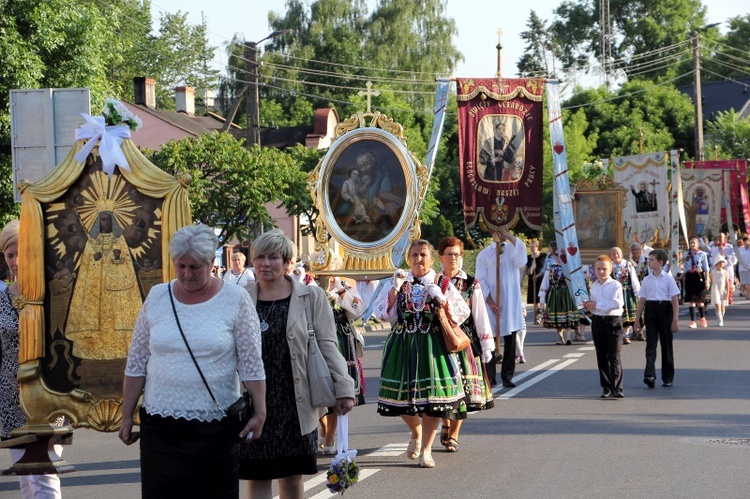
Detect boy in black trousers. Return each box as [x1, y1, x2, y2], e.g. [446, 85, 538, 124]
[634, 249, 681, 388]
[584, 255, 625, 398]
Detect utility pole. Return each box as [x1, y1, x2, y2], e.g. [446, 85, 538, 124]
[692, 23, 720, 162]
[245, 41, 260, 146]
[693, 32, 705, 161]
[244, 30, 292, 147]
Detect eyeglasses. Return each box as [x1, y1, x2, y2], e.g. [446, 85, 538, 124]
[443, 253, 462, 258]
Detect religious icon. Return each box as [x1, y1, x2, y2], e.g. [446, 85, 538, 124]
[630, 180, 658, 212]
[477, 115, 525, 182]
[329, 140, 407, 243]
[45, 166, 161, 363]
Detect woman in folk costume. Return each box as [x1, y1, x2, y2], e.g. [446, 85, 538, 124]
[682, 236, 710, 328]
[436, 237, 495, 453]
[539, 242, 579, 345]
[374, 239, 470, 469]
[610, 247, 641, 344]
[317, 275, 366, 454]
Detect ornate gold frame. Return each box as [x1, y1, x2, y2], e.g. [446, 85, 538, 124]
[573, 189, 624, 259]
[16, 140, 191, 431]
[308, 111, 428, 277]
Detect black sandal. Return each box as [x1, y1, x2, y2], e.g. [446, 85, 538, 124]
[440, 424, 450, 446]
[445, 437, 460, 452]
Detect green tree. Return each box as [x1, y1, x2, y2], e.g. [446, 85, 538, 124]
[517, 11, 554, 78]
[133, 11, 220, 111]
[148, 133, 304, 243]
[705, 110, 750, 161]
[550, 0, 708, 80]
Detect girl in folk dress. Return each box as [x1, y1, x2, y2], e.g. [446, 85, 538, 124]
[539, 242, 579, 345]
[682, 236, 711, 328]
[710, 257, 729, 326]
[610, 247, 641, 344]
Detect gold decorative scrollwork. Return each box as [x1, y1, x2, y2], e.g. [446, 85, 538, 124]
[309, 109, 427, 275]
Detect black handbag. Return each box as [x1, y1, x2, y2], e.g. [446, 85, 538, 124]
[168, 284, 253, 441]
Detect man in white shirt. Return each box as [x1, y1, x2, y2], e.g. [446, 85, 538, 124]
[474, 227, 527, 387]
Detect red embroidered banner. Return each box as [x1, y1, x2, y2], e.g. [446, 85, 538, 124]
[684, 159, 750, 230]
[457, 78, 544, 231]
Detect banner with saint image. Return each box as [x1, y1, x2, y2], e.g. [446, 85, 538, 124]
[611, 152, 670, 246]
[681, 169, 723, 238]
[684, 159, 750, 231]
[457, 78, 544, 230]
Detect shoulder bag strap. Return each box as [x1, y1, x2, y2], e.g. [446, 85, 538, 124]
[167, 283, 221, 409]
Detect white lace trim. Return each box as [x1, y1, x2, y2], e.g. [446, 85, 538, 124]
[125, 282, 264, 421]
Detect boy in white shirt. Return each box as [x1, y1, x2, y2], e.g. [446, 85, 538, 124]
[584, 255, 625, 399]
[634, 249, 681, 388]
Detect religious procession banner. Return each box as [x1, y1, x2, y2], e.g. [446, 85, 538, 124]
[680, 169, 723, 238]
[610, 152, 670, 246]
[669, 150, 687, 275]
[685, 159, 750, 231]
[457, 77, 544, 230]
[17, 101, 191, 432]
[547, 80, 589, 306]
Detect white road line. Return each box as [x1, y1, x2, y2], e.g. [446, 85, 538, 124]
[578, 346, 596, 351]
[496, 358, 580, 399]
[307, 468, 381, 498]
[490, 358, 561, 395]
[367, 443, 408, 457]
[364, 342, 385, 349]
[563, 353, 585, 358]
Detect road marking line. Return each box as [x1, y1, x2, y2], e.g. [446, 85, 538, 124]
[490, 358, 562, 395]
[365, 342, 385, 349]
[578, 346, 596, 351]
[563, 353, 585, 358]
[496, 358, 579, 399]
[307, 468, 381, 498]
[367, 443, 408, 457]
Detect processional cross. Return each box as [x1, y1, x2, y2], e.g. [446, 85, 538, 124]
[358, 81, 380, 113]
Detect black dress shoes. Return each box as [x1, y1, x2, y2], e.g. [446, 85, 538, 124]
[643, 376, 656, 388]
[502, 381, 516, 388]
[601, 389, 612, 398]
[662, 381, 672, 387]
[613, 390, 624, 398]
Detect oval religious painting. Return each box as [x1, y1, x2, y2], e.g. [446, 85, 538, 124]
[325, 132, 410, 245]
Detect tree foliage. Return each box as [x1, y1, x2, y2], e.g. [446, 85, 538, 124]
[549, 0, 708, 79]
[148, 133, 307, 243]
[705, 110, 750, 161]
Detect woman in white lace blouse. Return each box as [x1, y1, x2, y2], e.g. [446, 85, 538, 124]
[119, 225, 266, 498]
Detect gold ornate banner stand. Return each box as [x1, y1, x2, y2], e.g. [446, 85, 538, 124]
[2, 137, 190, 477]
[308, 83, 428, 278]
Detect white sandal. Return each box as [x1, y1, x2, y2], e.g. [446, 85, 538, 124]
[406, 437, 421, 460]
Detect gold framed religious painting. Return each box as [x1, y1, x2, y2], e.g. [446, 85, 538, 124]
[573, 189, 623, 257]
[309, 121, 427, 274]
[16, 139, 190, 432]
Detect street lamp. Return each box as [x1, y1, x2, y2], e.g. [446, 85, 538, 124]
[246, 29, 292, 146]
[692, 22, 721, 162]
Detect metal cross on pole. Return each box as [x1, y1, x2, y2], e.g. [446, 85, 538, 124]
[358, 81, 380, 113]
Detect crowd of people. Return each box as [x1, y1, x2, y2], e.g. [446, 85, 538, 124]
[2, 223, 749, 496]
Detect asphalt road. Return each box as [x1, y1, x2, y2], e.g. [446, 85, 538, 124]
[2, 301, 749, 498]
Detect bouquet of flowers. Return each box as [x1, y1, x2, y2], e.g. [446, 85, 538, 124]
[102, 98, 142, 131]
[325, 414, 359, 495]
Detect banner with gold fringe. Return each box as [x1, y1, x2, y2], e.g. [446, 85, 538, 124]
[457, 78, 544, 230]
